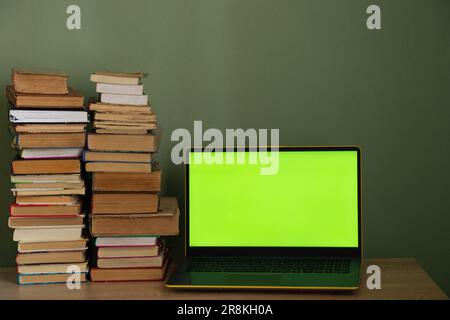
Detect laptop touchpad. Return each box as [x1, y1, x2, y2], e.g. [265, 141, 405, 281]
[225, 273, 282, 285]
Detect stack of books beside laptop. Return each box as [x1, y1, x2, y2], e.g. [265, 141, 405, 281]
[85, 71, 179, 282]
[6, 68, 89, 285]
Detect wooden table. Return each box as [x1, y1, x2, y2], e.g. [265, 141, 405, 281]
[0, 258, 446, 300]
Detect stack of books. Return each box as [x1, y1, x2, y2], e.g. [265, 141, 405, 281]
[86, 72, 179, 282]
[89, 72, 156, 135]
[6, 68, 89, 285]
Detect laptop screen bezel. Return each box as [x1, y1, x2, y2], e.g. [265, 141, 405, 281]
[185, 146, 362, 257]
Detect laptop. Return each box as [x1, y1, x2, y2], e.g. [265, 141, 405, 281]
[166, 146, 361, 290]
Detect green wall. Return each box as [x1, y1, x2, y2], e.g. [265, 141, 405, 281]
[0, 0, 449, 294]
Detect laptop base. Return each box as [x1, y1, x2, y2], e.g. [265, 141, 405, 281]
[166, 257, 361, 290]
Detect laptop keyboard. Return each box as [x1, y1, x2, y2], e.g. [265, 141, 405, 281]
[187, 256, 351, 274]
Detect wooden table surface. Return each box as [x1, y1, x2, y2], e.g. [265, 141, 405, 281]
[0, 258, 447, 300]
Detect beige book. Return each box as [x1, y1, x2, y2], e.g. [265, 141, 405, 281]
[12, 188, 85, 196]
[94, 122, 157, 130]
[94, 112, 156, 122]
[15, 195, 81, 205]
[13, 227, 84, 242]
[14, 182, 84, 189]
[90, 72, 144, 85]
[97, 246, 159, 258]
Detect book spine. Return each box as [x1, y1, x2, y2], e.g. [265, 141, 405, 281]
[11, 134, 19, 149]
[96, 244, 159, 248]
[12, 204, 50, 207]
[10, 215, 80, 218]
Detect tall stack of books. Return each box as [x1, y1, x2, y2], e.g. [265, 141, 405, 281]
[86, 72, 179, 282]
[6, 69, 89, 285]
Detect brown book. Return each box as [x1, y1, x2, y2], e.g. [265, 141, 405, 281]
[87, 134, 158, 152]
[86, 162, 152, 173]
[89, 102, 152, 114]
[18, 273, 87, 285]
[95, 128, 149, 135]
[97, 254, 164, 268]
[10, 203, 81, 217]
[6, 85, 84, 108]
[15, 195, 81, 205]
[94, 112, 156, 123]
[14, 124, 86, 133]
[18, 239, 88, 253]
[84, 151, 152, 163]
[16, 251, 86, 265]
[90, 259, 169, 282]
[91, 197, 179, 236]
[93, 171, 161, 192]
[12, 68, 68, 94]
[93, 193, 157, 204]
[12, 159, 80, 174]
[92, 193, 158, 214]
[97, 246, 160, 258]
[93, 122, 157, 130]
[16, 133, 86, 148]
[18, 262, 88, 274]
[9, 215, 84, 228]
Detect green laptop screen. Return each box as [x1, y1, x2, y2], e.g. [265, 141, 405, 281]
[189, 150, 359, 248]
